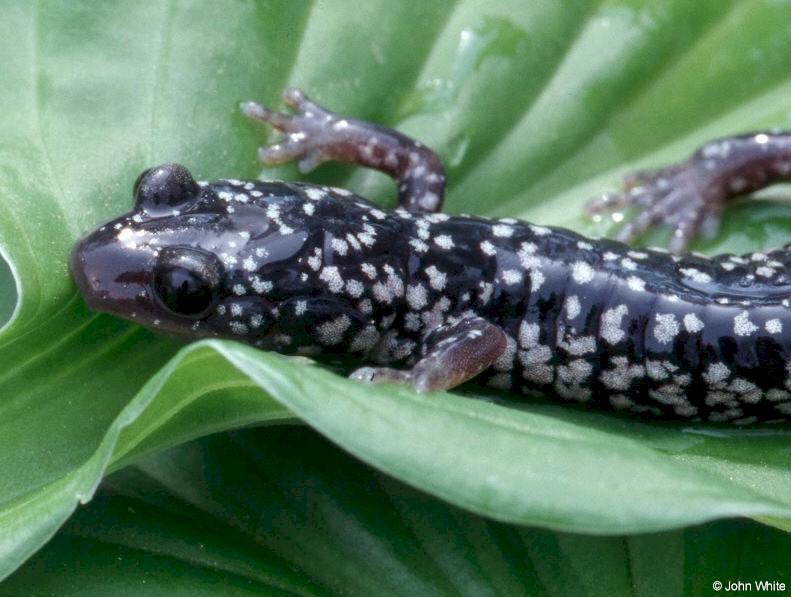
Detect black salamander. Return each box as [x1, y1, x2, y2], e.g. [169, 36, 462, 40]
[71, 89, 791, 423]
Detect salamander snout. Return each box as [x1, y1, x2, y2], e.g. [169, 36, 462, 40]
[70, 226, 157, 318]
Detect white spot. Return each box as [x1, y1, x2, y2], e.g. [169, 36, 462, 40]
[303, 203, 316, 215]
[529, 225, 551, 236]
[331, 186, 353, 197]
[571, 261, 594, 284]
[418, 192, 439, 210]
[331, 238, 349, 256]
[733, 311, 758, 336]
[478, 282, 493, 304]
[621, 258, 637, 271]
[480, 240, 497, 256]
[425, 265, 447, 291]
[345, 279, 365, 298]
[599, 356, 644, 390]
[409, 238, 429, 253]
[230, 303, 243, 317]
[563, 335, 597, 356]
[316, 315, 351, 346]
[357, 232, 376, 247]
[305, 187, 326, 201]
[653, 313, 680, 344]
[406, 283, 428, 310]
[251, 276, 273, 294]
[518, 321, 540, 348]
[349, 326, 380, 352]
[626, 276, 646, 292]
[492, 224, 514, 238]
[360, 263, 377, 280]
[220, 253, 237, 267]
[577, 241, 593, 251]
[229, 321, 248, 335]
[242, 256, 257, 272]
[502, 270, 523, 285]
[766, 318, 783, 334]
[249, 313, 264, 328]
[683, 313, 704, 333]
[307, 248, 323, 271]
[601, 304, 628, 344]
[679, 268, 712, 284]
[755, 266, 775, 278]
[434, 234, 454, 250]
[703, 362, 730, 384]
[565, 295, 581, 319]
[232, 284, 246, 296]
[319, 266, 344, 293]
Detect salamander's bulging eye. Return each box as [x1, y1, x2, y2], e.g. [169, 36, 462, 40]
[153, 246, 223, 318]
[134, 163, 199, 212]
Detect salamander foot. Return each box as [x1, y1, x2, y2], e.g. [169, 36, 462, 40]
[585, 160, 724, 253]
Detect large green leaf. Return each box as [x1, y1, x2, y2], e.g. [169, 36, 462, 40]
[1, 0, 790, 580]
[5, 427, 790, 595]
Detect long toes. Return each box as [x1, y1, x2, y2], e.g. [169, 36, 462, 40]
[584, 183, 667, 214]
[297, 152, 323, 173]
[665, 202, 723, 253]
[667, 208, 706, 253]
[614, 194, 679, 243]
[258, 139, 317, 165]
[623, 163, 683, 190]
[283, 87, 308, 109]
[699, 210, 723, 239]
[283, 88, 325, 116]
[241, 101, 297, 132]
[584, 191, 633, 214]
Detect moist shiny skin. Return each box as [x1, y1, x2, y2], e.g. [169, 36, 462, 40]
[72, 177, 791, 424]
[72, 90, 791, 424]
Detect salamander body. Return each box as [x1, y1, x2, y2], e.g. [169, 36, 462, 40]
[72, 90, 791, 423]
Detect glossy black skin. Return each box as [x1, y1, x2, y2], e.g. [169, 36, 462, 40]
[72, 92, 791, 423]
[72, 167, 791, 423]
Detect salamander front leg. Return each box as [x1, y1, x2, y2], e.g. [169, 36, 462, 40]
[349, 317, 507, 393]
[585, 132, 791, 252]
[241, 89, 446, 213]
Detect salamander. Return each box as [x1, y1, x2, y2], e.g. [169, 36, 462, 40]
[71, 89, 791, 423]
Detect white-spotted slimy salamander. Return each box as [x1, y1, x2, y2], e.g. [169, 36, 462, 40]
[72, 89, 791, 424]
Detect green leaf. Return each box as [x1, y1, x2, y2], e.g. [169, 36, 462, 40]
[5, 427, 790, 595]
[1, 0, 791, 580]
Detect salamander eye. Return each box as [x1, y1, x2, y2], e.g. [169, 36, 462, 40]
[134, 163, 200, 212]
[153, 246, 223, 318]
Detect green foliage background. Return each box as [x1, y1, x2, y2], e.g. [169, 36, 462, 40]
[0, 0, 789, 591]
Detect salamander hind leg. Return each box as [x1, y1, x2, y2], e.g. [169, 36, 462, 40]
[585, 132, 791, 252]
[350, 317, 507, 393]
[241, 89, 446, 213]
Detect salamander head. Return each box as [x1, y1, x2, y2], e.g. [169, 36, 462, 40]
[71, 164, 318, 344]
